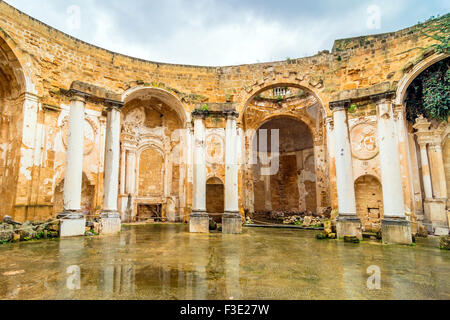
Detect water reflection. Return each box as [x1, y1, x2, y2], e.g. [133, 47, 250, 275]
[0, 225, 449, 300]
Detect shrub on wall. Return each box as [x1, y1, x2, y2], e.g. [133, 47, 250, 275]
[405, 57, 449, 123]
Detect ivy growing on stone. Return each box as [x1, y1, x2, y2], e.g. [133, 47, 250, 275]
[417, 14, 449, 54]
[405, 57, 449, 123]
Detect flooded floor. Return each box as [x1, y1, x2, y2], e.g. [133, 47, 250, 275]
[0, 224, 449, 300]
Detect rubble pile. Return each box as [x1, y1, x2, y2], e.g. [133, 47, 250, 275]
[0, 215, 101, 244]
[0, 216, 60, 243]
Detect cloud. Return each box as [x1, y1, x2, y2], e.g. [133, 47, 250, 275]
[4, 0, 450, 66]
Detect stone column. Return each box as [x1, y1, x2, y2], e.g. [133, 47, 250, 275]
[414, 116, 442, 234]
[223, 111, 242, 234]
[374, 93, 411, 245]
[58, 91, 89, 237]
[100, 102, 123, 234]
[190, 110, 209, 233]
[418, 143, 433, 200]
[330, 101, 362, 240]
[326, 117, 338, 211]
[393, 104, 415, 223]
[428, 134, 449, 235]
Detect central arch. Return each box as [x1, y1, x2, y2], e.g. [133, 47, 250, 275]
[238, 81, 328, 123]
[251, 116, 317, 216]
[120, 87, 188, 222]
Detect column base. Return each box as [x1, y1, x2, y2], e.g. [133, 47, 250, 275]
[58, 210, 86, 238]
[222, 212, 243, 234]
[100, 210, 121, 235]
[381, 218, 412, 245]
[424, 199, 449, 235]
[189, 211, 209, 233]
[336, 215, 362, 240]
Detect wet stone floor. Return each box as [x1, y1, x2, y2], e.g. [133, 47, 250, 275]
[0, 224, 449, 300]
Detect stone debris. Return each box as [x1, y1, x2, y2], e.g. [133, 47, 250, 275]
[0, 219, 61, 244]
[85, 219, 100, 236]
[280, 214, 324, 228]
[440, 236, 450, 250]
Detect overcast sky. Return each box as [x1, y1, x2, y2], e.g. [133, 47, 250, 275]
[5, 0, 449, 66]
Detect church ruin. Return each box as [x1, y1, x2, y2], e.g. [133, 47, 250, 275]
[0, 2, 448, 244]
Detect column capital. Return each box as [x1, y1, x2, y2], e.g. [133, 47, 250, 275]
[370, 91, 396, 104]
[104, 99, 124, 111]
[224, 110, 239, 120]
[67, 89, 91, 102]
[329, 99, 351, 112]
[192, 109, 209, 120]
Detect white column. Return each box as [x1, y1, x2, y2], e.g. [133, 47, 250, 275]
[375, 95, 405, 218]
[192, 113, 207, 213]
[101, 104, 122, 217]
[429, 142, 447, 199]
[332, 104, 357, 216]
[224, 111, 239, 214]
[126, 150, 136, 195]
[60, 93, 87, 218]
[418, 143, 433, 199]
[120, 148, 126, 195]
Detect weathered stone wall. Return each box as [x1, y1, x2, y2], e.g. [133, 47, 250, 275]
[355, 175, 384, 232]
[206, 180, 224, 215]
[0, 1, 448, 223]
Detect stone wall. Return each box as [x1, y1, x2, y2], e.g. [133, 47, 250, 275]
[355, 175, 384, 232]
[0, 1, 448, 224]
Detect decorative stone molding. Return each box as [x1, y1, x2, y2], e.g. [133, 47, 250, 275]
[329, 99, 351, 111]
[350, 122, 379, 161]
[192, 109, 209, 119]
[369, 91, 396, 104]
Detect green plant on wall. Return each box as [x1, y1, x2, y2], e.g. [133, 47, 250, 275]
[202, 104, 209, 112]
[417, 14, 449, 54]
[348, 104, 357, 113]
[405, 57, 449, 123]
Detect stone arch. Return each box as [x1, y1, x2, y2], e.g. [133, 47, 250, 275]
[0, 34, 28, 98]
[237, 81, 328, 123]
[354, 175, 384, 232]
[246, 113, 316, 143]
[250, 116, 317, 214]
[394, 52, 449, 105]
[122, 86, 189, 125]
[0, 33, 34, 218]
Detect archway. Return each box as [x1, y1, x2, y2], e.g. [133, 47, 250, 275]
[355, 175, 384, 232]
[252, 116, 317, 217]
[401, 56, 449, 232]
[0, 35, 27, 218]
[206, 177, 224, 223]
[241, 83, 331, 221]
[120, 88, 186, 222]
